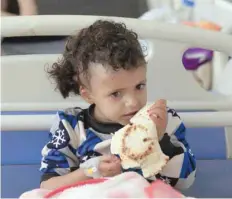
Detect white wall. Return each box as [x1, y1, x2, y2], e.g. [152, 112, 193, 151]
[146, 39, 228, 101]
[1, 15, 231, 110]
[1, 41, 229, 107]
[143, 0, 232, 100]
[194, 0, 232, 28]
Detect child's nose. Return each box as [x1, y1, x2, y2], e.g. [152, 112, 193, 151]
[126, 97, 139, 108]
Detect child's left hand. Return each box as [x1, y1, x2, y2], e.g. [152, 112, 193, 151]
[148, 99, 168, 140]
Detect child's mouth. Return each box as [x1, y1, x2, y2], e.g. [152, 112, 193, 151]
[123, 111, 138, 118]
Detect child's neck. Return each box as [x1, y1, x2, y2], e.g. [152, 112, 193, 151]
[93, 105, 115, 124]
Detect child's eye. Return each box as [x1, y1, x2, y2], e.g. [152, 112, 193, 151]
[136, 83, 146, 90]
[111, 91, 121, 98]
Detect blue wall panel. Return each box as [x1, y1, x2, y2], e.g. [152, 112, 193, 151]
[186, 127, 226, 160]
[1, 165, 41, 198]
[1, 127, 226, 165]
[1, 131, 49, 165]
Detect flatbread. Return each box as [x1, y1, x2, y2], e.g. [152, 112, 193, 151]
[111, 103, 169, 178]
[130, 103, 153, 125]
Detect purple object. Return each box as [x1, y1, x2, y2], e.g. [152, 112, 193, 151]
[182, 48, 214, 70]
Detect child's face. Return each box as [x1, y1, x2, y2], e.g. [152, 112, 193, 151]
[84, 64, 147, 125]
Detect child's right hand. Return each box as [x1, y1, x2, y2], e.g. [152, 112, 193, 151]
[98, 155, 122, 177]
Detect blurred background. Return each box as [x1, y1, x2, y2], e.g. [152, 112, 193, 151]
[1, 0, 232, 97]
[1, 0, 148, 55]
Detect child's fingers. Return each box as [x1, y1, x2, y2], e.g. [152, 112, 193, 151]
[156, 99, 167, 106]
[99, 160, 115, 172]
[112, 155, 121, 163]
[149, 113, 159, 124]
[149, 113, 166, 126]
[148, 103, 167, 113]
[150, 99, 167, 109]
[148, 108, 167, 120]
[149, 110, 167, 128]
[100, 155, 120, 164]
[98, 162, 111, 176]
[99, 160, 121, 177]
[148, 106, 166, 114]
[111, 155, 118, 161]
[109, 161, 122, 176]
[100, 155, 114, 163]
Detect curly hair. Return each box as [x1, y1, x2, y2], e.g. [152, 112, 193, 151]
[47, 20, 146, 98]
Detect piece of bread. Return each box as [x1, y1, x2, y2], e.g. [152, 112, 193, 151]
[111, 103, 169, 178]
[130, 103, 154, 125]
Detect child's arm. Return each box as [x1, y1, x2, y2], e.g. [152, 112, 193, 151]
[153, 108, 196, 190]
[39, 109, 90, 190]
[40, 168, 91, 190]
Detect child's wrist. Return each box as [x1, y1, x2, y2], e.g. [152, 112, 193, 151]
[156, 128, 165, 141]
[80, 157, 102, 179]
[83, 167, 102, 178]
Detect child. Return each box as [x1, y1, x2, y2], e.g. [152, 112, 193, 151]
[21, 20, 196, 197]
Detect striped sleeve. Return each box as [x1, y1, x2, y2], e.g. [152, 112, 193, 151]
[40, 108, 82, 183]
[152, 108, 196, 190]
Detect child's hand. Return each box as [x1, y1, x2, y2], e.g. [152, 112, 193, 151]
[98, 155, 122, 177]
[148, 99, 168, 140]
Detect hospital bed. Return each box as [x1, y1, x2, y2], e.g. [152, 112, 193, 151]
[1, 15, 232, 198]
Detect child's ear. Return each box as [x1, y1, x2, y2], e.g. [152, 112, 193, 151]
[79, 85, 94, 104]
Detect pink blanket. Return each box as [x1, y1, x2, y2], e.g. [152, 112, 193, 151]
[20, 172, 189, 198]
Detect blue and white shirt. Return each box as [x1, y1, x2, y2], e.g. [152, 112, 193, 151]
[40, 104, 196, 190]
